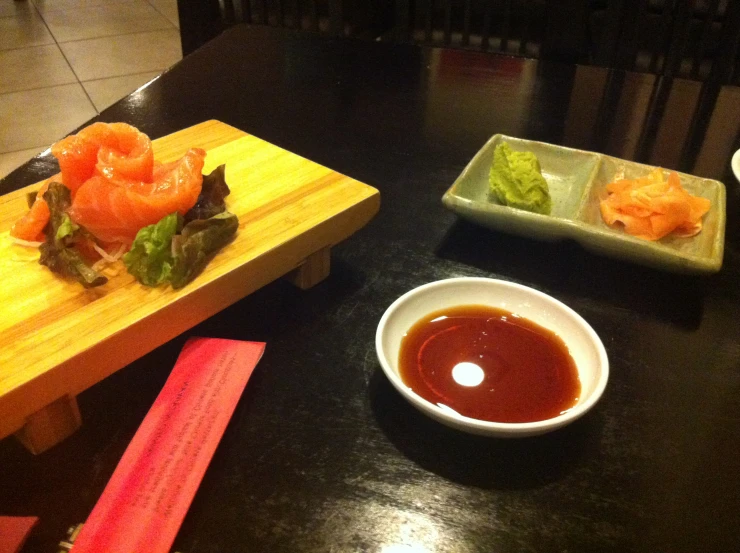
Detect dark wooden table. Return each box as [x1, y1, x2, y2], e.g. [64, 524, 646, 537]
[2, 24, 739, 553]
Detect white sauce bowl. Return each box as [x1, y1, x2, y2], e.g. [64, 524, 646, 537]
[375, 278, 609, 437]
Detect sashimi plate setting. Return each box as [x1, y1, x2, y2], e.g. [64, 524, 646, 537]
[0, 120, 380, 449]
[0, 120, 727, 453]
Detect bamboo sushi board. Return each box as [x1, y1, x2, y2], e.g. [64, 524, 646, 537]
[0, 120, 380, 453]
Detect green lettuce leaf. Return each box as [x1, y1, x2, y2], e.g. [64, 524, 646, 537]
[39, 182, 107, 288]
[122, 213, 182, 286]
[56, 213, 79, 242]
[123, 162, 237, 289]
[170, 211, 238, 289]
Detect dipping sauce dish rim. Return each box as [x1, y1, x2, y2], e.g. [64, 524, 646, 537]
[375, 277, 610, 437]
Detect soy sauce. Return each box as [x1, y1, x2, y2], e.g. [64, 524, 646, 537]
[399, 305, 580, 423]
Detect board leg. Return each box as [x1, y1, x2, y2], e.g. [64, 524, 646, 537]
[287, 246, 331, 290]
[14, 396, 82, 454]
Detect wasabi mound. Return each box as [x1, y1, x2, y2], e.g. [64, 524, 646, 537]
[489, 142, 551, 215]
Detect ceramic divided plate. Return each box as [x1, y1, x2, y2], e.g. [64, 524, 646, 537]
[442, 134, 726, 274]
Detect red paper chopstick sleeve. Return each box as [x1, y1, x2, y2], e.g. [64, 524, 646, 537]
[0, 516, 38, 553]
[71, 337, 265, 553]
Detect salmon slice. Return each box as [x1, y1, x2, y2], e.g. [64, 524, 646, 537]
[13, 123, 157, 241]
[68, 148, 206, 244]
[9, 180, 51, 242]
[12, 123, 206, 246]
[52, 122, 154, 192]
[93, 123, 154, 184]
[599, 168, 711, 241]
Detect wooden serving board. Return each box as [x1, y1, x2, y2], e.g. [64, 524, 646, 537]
[0, 120, 380, 453]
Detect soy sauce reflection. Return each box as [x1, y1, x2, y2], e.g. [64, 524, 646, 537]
[399, 305, 580, 423]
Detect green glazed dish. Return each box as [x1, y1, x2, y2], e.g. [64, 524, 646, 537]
[442, 134, 726, 274]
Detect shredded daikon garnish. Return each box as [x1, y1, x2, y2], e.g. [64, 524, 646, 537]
[9, 237, 43, 248]
[91, 243, 126, 271]
[93, 242, 126, 262]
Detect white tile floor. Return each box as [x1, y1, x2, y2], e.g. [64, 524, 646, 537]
[0, 0, 182, 179]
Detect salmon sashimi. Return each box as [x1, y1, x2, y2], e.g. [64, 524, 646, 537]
[10, 123, 203, 245]
[599, 168, 711, 241]
[68, 148, 206, 244]
[9, 180, 52, 242]
[12, 123, 156, 241]
[92, 123, 154, 184]
[52, 122, 153, 193]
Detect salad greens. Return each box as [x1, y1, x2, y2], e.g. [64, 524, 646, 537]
[123, 211, 238, 289]
[34, 164, 237, 290]
[170, 212, 239, 289]
[122, 212, 181, 286]
[122, 164, 238, 289]
[184, 164, 230, 223]
[56, 213, 79, 241]
[38, 182, 108, 288]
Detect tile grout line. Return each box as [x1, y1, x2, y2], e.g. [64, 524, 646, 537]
[1, 1, 172, 163]
[0, 26, 178, 53]
[0, 81, 84, 98]
[1, 0, 181, 157]
[0, 70, 161, 99]
[27, 0, 99, 114]
[29, 0, 140, 11]
[0, 63, 169, 99]
[0, 43, 76, 96]
[54, 26, 180, 47]
[0, 3, 81, 158]
[0, 42, 56, 53]
[144, 0, 179, 30]
[32, 0, 178, 45]
[26, 0, 178, 112]
[47, 12, 178, 46]
[0, 0, 174, 172]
